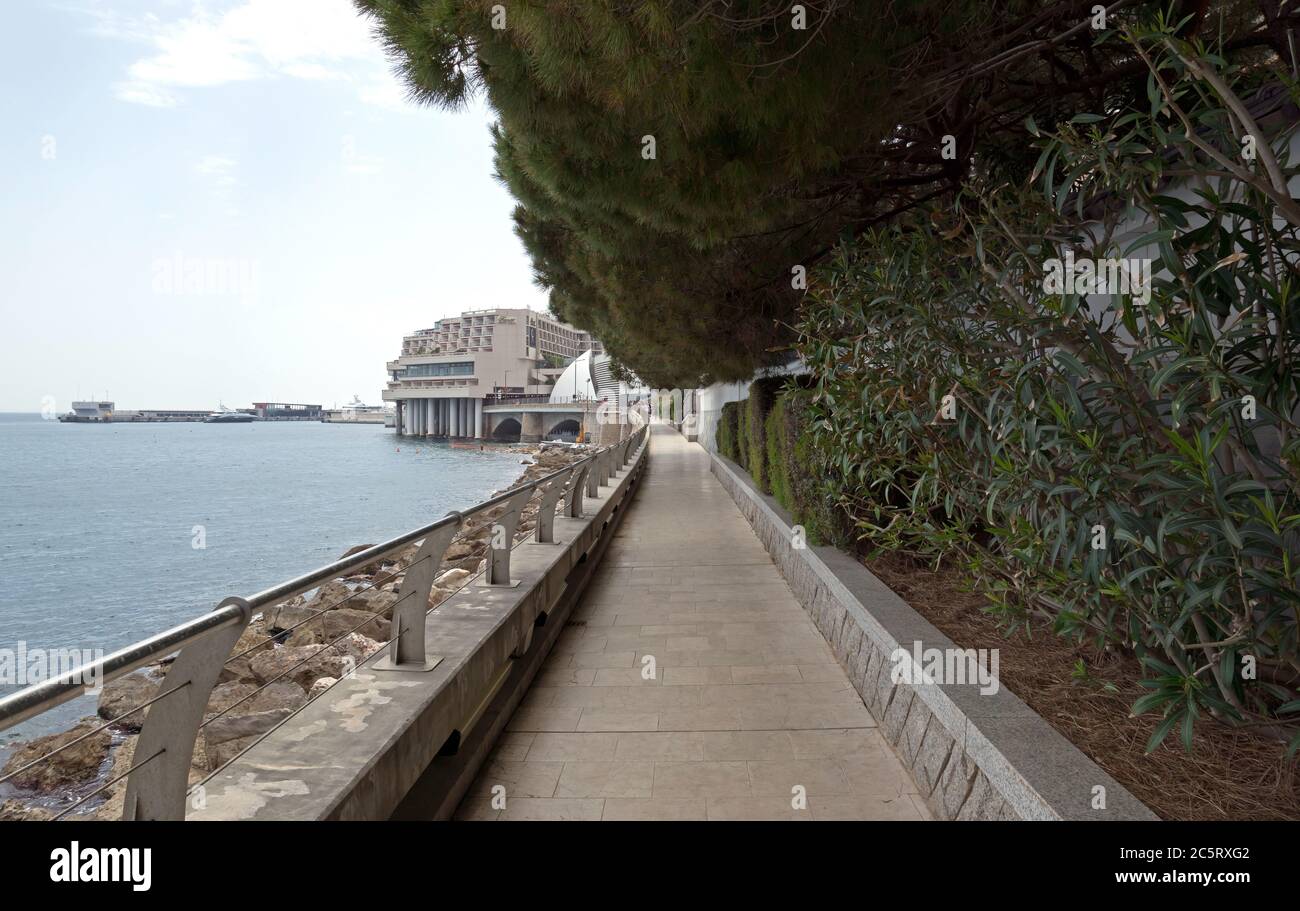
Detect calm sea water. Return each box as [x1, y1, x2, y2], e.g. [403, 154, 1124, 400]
[0, 414, 525, 745]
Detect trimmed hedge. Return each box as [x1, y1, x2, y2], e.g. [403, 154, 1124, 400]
[716, 400, 741, 463]
[745, 376, 785, 492]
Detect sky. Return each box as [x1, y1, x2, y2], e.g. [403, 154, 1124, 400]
[0, 0, 549, 412]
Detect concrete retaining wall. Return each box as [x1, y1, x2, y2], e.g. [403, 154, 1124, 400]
[709, 451, 1158, 821]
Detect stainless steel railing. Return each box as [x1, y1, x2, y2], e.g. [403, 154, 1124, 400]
[0, 424, 648, 820]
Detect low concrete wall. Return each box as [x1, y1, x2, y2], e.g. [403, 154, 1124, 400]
[709, 451, 1157, 821]
[190, 438, 649, 820]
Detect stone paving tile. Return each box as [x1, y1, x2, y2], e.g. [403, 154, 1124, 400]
[456, 424, 926, 822]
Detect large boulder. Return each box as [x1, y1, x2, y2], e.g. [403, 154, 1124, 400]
[232, 618, 274, 656]
[317, 608, 390, 642]
[435, 568, 472, 589]
[249, 645, 348, 690]
[218, 656, 257, 685]
[202, 709, 293, 748]
[205, 682, 257, 718]
[248, 681, 306, 714]
[97, 672, 160, 730]
[0, 800, 55, 821]
[264, 602, 326, 635]
[308, 677, 337, 700]
[337, 544, 383, 575]
[350, 589, 399, 618]
[0, 718, 111, 790]
[285, 627, 321, 647]
[329, 633, 382, 665]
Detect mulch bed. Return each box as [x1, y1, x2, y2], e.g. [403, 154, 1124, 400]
[862, 551, 1300, 821]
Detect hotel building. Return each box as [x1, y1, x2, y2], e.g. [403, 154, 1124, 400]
[382, 308, 603, 438]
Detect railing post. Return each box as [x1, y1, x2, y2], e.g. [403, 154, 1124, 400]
[602, 447, 615, 484]
[568, 462, 591, 517]
[485, 487, 535, 585]
[585, 453, 602, 498]
[534, 466, 575, 544]
[374, 516, 461, 672]
[123, 597, 252, 820]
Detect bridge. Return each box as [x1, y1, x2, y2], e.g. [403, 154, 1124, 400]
[0, 422, 1153, 822]
[482, 400, 600, 443]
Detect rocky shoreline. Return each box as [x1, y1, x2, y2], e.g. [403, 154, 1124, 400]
[0, 444, 588, 821]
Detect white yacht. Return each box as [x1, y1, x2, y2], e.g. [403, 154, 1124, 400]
[205, 404, 257, 424]
[322, 395, 393, 425]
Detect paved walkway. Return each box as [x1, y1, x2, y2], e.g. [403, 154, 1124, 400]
[457, 423, 930, 820]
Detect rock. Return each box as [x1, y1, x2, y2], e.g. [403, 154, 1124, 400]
[317, 608, 390, 642]
[264, 602, 326, 635]
[329, 633, 382, 664]
[208, 734, 260, 771]
[286, 627, 321, 647]
[0, 718, 111, 790]
[206, 682, 257, 718]
[338, 544, 384, 575]
[249, 646, 348, 690]
[312, 580, 354, 609]
[434, 568, 472, 589]
[0, 799, 55, 821]
[233, 618, 274, 656]
[248, 681, 306, 714]
[350, 589, 399, 618]
[97, 672, 159, 730]
[443, 540, 478, 561]
[202, 708, 293, 747]
[218, 656, 257, 685]
[308, 677, 337, 700]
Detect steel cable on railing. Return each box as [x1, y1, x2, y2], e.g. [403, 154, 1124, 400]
[0, 681, 192, 788]
[197, 590, 421, 733]
[224, 555, 433, 665]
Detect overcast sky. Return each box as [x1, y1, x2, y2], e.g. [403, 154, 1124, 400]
[0, 0, 549, 412]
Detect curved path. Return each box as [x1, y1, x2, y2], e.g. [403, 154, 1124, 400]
[457, 423, 931, 821]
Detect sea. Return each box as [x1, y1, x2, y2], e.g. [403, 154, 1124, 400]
[0, 413, 526, 748]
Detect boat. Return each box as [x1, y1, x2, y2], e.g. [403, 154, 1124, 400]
[322, 395, 393, 425]
[205, 404, 257, 424]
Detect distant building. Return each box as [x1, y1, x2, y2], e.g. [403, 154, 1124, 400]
[251, 402, 322, 421]
[382, 308, 604, 439]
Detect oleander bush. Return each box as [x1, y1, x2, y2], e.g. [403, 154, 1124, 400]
[796, 29, 1300, 754]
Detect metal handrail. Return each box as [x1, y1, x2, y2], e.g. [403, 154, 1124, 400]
[0, 424, 648, 819]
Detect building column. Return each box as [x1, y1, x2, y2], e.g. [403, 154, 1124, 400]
[437, 399, 446, 436]
[473, 399, 483, 439]
[449, 398, 460, 438]
[423, 399, 432, 437]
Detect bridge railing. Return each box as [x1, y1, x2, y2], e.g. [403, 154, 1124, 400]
[0, 425, 649, 820]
